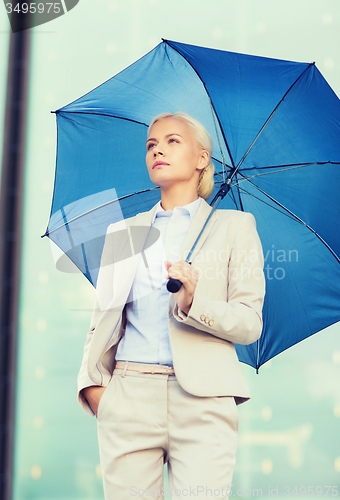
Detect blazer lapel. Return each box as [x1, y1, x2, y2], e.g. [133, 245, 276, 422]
[98, 204, 158, 313]
[179, 198, 217, 263]
[88, 204, 158, 374]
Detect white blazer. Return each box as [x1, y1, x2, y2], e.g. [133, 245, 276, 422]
[77, 198, 266, 415]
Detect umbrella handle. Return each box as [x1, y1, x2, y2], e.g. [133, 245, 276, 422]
[166, 261, 191, 293]
[166, 277, 183, 293]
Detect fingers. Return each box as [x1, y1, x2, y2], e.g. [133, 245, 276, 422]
[166, 261, 199, 314]
[166, 261, 199, 291]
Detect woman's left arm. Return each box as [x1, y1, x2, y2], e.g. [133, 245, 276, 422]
[170, 213, 266, 346]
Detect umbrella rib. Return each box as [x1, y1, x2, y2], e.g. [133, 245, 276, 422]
[229, 187, 239, 209]
[238, 174, 340, 265]
[228, 61, 315, 183]
[214, 171, 225, 181]
[236, 160, 340, 175]
[55, 110, 150, 129]
[234, 173, 245, 211]
[213, 174, 239, 208]
[42, 186, 160, 237]
[233, 163, 312, 184]
[206, 96, 236, 169]
[210, 159, 340, 172]
[209, 98, 228, 180]
[234, 185, 306, 223]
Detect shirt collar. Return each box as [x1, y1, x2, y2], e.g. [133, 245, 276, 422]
[152, 197, 202, 223]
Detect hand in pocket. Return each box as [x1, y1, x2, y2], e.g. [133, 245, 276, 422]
[82, 386, 106, 417]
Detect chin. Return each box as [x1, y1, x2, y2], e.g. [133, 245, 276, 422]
[149, 173, 173, 186]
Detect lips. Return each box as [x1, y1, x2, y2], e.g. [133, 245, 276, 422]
[153, 161, 169, 169]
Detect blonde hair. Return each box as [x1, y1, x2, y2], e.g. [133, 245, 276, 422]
[148, 112, 215, 200]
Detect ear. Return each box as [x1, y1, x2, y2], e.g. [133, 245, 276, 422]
[197, 149, 210, 171]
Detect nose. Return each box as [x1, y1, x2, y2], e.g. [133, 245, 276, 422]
[154, 147, 164, 157]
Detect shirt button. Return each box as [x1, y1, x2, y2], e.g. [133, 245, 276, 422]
[200, 315, 205, 322]
[209, 319, 214, 326]
[204, 317, 210, 324]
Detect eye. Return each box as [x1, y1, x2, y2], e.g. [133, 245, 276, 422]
[147, 142, 156, 150]
[169, 138, 179, 144]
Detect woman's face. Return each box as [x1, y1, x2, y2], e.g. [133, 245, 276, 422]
[146, 117, 207, 191]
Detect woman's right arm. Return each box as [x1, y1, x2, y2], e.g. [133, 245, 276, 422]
[77, 217, 136, 415]
[77, 220, 124, 415]
[77, 315, 101, 416]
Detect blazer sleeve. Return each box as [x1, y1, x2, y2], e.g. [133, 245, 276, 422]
[76, 222, 121, 416]
[173, 212, 266, 345]
[77, 300, 99, 416]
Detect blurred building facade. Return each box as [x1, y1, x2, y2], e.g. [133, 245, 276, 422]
[0, 1, 339, 499]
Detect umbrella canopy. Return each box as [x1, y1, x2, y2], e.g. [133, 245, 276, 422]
[44, 39, 340, 370]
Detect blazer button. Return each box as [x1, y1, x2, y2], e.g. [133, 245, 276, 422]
[209, 319, 214, 326]
[204, 317, 210, 324]
[200, 315, 205, 322]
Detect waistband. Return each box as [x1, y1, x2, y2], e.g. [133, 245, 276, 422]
[115, 361, 175, 375]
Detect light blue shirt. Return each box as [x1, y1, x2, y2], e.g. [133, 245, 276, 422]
[115, 197, 202, 366]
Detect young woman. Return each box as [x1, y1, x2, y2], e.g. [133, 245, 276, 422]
[77, 112, 266, 499]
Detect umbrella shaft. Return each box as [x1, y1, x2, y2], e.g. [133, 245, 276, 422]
[186, 182, 230, 263]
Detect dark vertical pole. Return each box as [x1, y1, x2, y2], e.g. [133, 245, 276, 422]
[0, 13, 31, 500]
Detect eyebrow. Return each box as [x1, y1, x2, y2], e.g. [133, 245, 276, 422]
[146, 133, 182, 143]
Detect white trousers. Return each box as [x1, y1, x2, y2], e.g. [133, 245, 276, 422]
[97, 365, 239, 500]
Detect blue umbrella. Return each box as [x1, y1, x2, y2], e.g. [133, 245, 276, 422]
[43, 39, 340, 371]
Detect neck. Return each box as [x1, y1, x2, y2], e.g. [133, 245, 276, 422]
[160, 184, 199, 211]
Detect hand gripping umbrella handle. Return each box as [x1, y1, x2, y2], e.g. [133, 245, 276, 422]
[166, 277, 183, 293]
[166, 262, 191, 293]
